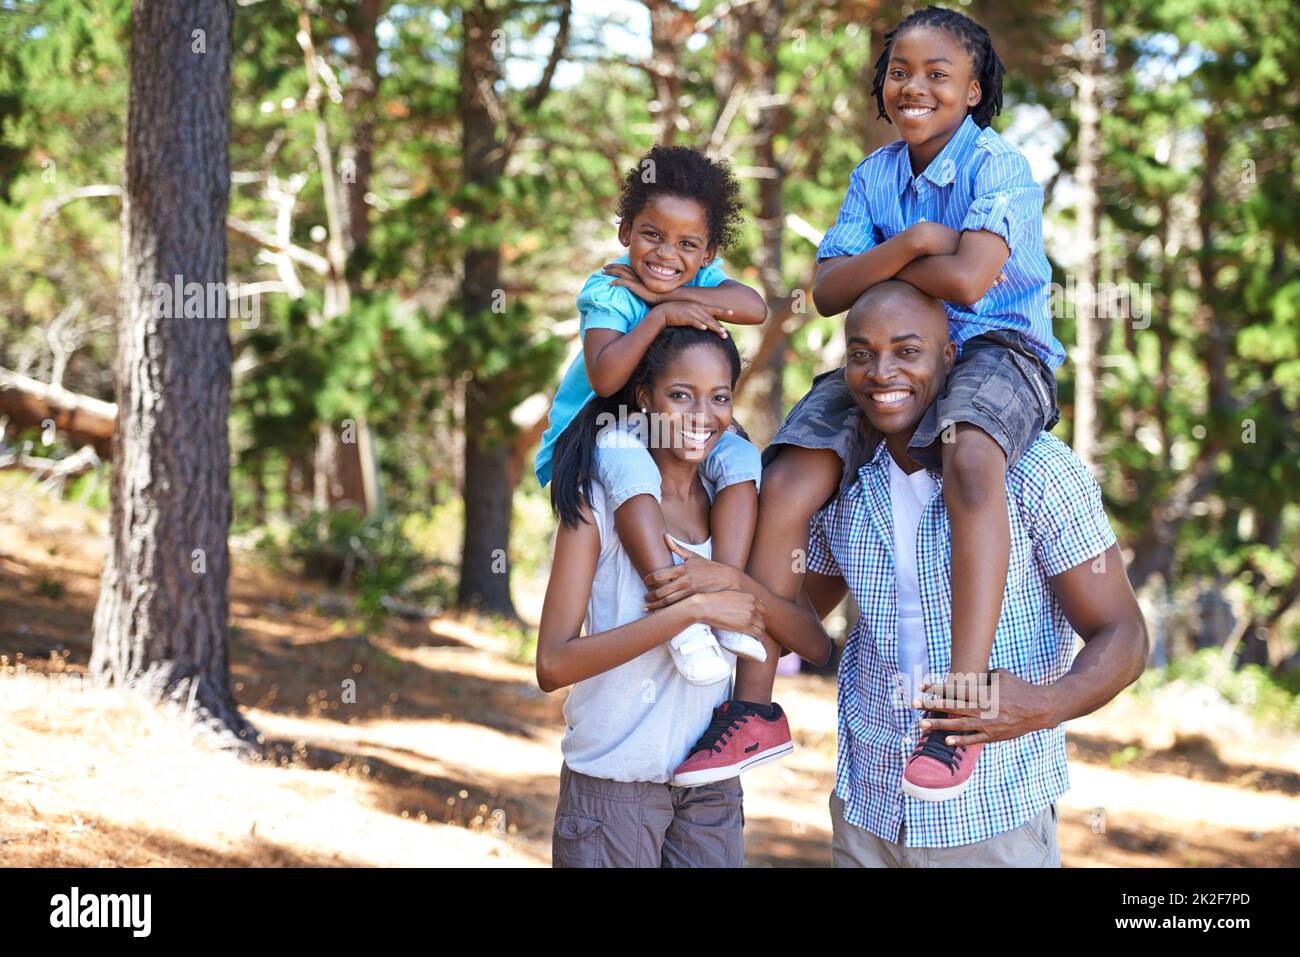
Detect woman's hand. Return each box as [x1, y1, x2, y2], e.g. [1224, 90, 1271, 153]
[643, 535, 740, 610]
[646, 301, 733, 338]
[679, 590, 765, 639]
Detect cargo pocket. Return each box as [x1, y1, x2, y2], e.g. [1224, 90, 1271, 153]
[552, 813, 604, 868]
[1024, 806, 1053, 858]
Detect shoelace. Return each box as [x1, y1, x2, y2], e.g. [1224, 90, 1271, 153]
[688, 707, 748, 756]
[910, 713, 967, 773]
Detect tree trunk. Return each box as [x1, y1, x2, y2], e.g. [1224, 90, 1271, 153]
[1072, 0, 1102, 472]
[92, 0, 255, 747]
[748, 0, 787, 443]
[457, 4, 516, 617]
[298, 6, 381, 516]
[458, 373, 517, 617]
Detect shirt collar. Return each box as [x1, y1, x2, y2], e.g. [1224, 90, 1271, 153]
[858, 436, 942, 488]
[893, 114, 981, 193]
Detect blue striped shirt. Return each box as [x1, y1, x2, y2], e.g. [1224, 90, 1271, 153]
[807, 433, 1117, 847]
[818, 115, 1065, 369]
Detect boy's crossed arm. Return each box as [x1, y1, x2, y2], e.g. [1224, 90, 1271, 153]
[812, 223, 1009, 316]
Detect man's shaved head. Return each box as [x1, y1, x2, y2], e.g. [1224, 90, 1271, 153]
[842, 280, 955, 439]
[845, 280, 949, 343]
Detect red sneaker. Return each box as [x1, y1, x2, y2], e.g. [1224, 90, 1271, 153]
[670, 701, 794, 787]
[901, 712, 984, 801]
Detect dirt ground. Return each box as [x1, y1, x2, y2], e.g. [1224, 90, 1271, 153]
[2, 485, 1298, 868]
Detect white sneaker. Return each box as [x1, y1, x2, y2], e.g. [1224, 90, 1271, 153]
[668, 623, 731, 686]
[714, 629, 768, 663]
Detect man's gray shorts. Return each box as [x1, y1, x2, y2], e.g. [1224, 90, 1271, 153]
[908, 329, 1060, 472]
[763, 329, 1059, 495]
[552, 763, 745, 868]
[830, 791, 1061, 867]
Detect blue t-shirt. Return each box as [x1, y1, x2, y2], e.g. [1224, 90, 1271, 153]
[534, 254, 729, 487]
[818, 115, 1065, 369]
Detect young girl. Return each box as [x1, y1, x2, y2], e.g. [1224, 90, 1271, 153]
[537, 326, 767, 867]
[535, 146, 770, 688]
[672, 6, 1065, 801]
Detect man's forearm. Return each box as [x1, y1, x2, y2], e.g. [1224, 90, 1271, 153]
[1044, 622, 1147, 727]
[733, 572, 833, 666]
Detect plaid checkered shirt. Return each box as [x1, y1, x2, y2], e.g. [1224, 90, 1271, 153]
[807, 433, 1117, 847]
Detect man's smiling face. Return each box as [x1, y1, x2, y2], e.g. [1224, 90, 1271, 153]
[843, 281, 955, 437]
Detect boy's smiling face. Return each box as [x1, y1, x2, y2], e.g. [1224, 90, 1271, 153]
[882, 26, 982, 169]
[618, 194, 717, 296]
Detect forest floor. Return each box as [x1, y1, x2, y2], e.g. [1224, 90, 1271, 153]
[2, 484, 1299, 868]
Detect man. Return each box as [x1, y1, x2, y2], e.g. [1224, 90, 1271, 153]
[804, 280, 1146, 865]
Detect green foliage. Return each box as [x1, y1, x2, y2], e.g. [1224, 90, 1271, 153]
[261, 506, 449, 634]
[2, 0, 1296, 668]
[1134, 649, 1300, 730]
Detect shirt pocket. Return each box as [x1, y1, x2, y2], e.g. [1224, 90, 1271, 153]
[552, 813, 604, 868]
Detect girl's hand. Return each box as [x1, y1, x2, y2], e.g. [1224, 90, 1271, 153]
[906, 221, 962, 258]
[682, 590, 766, 639]
[602, 263, 662, 304]
[647, 301, 733, 338]
[643, 535, 740, 610]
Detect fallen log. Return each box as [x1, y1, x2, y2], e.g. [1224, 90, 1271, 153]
[0, 366, 116, 458]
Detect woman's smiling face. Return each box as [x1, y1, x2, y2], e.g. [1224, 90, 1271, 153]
[636, 343, 735, 464]
[882, 26, 981, 162]
[619, 194, 716, 296]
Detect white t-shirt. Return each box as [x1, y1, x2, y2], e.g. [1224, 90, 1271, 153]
[888, 454, 938, 712]
[560, 481, 735, 783]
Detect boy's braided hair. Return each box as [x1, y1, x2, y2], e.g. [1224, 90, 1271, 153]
[616, 145, 744, 252]
[870, 5, 1006, 129]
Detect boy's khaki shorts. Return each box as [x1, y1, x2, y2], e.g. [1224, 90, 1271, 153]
[552, 762, 744, 868]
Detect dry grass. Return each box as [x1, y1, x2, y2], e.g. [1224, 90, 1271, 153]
[2, 478, 1299, 868]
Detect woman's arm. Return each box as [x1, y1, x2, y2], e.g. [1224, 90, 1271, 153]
[642, 538, 837, 666]
[893, 229, 1010, 307]
[536, 518, 766, 692]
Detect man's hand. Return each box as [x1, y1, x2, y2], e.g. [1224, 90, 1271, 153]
[643, 535, 740, 610]
[646, 300, 733, 338]
[912, 668, 1056, 746]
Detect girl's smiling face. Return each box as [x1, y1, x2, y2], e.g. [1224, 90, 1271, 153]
[618, 194, 717, 296]
[636, 343, 735, 464]
[882, 25, 982, 169]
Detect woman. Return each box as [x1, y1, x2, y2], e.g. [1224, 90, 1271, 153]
[536, 325, 765, 868]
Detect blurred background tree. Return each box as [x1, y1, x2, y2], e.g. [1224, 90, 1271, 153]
[1, 0, 1296, 671]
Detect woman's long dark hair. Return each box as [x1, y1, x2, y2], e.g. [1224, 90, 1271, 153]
[550, 326, 742, 528]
